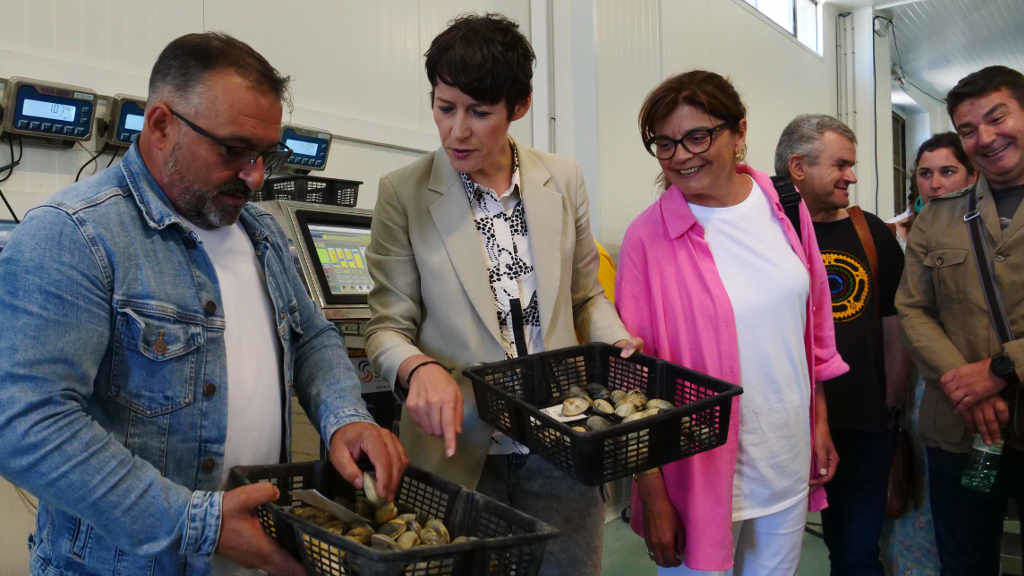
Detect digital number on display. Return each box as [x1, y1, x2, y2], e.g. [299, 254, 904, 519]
[22, 99, 76, 122]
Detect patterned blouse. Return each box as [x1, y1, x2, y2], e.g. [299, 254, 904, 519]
[458, 142, 542, 360]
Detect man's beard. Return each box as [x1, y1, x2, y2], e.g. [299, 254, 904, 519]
[166, 143, 252, 229]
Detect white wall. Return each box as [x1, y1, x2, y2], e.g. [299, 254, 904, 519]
[0, 0, 533, 217]
[581, 0, 838, 251]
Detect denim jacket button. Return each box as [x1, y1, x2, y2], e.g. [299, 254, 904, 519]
[203, 382, 216, 397]
[201, 457, 215, 472]
[204, 301, 217, 315]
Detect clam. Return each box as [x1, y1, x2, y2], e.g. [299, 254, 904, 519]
[375, 501, 398, 524]
[355, 499, 374, 520]
[419, 527, 443, 546]
[561, 396, 591, 417]
[396, 530, 421, 550]
[363, 470, 383, 506]
[586, 415, 613, 432]
[622, 411, 647, 423]
[586, 384, 610, 399]
[377, 518, 407, 539]
[345, 524, 374, 545]
[571, 425, 588, 433]
[646, 398, 674, 412]
[370, 533, 398, 550]
[609, 389, 627, 404]
[424, 518, 450, 544]
[592, 398, 615, 415]
[626, 392, 649, 410]
[614, 402, 636, 419]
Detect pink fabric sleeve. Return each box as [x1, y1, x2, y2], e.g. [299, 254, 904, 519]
[799, 200, 850, 382]
[614, 228, 655, 357]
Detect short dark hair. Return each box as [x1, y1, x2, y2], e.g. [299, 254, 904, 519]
[638, 70, 746, 149]
[946, 65, 1024, 122]
[149, 32, 290, 106]
[425, 13, 535, 117]
[914, 131, 975, 175]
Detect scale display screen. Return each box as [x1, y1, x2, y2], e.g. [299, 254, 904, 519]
[124, 113, 144, 132]
[22, 99, 76, 122]
[281, 126, 330, 170]
[294, 209, 373, 305]
[6, 80, 95, 141]
[286, 138, 319, 157]
[308, 224, 372, 296]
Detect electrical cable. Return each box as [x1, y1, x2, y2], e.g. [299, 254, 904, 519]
[0, 134, 23, 183]
[75, 145, 110, 182]
[0, 135, 22, 221]
[882, 16, 947, 104]
[0, 188, 17, 222]
[105, 147, 122, 168]
[873, 16, 881, 212]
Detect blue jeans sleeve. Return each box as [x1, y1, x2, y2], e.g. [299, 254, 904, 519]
[0, 206, 219, 556]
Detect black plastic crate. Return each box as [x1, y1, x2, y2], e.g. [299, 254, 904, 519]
[256, 176, 362, 207]
[230, 461, 558, 576]
[463, 343, 742, 486]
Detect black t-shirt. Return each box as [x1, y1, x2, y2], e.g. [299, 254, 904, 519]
[991, 185, 1024, 230]
[813, 210, 904, 431]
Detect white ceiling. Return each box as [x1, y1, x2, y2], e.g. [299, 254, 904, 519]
[880, 0, 1024, 104]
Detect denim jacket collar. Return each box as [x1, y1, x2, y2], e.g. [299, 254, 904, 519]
[120, 143, 271, 245]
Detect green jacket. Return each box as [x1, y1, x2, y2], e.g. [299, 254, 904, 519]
[896, 175, 1024, 452]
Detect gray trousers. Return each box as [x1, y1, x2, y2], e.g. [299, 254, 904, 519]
[476, 454, 604, 576]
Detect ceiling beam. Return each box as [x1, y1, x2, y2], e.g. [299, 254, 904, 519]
[873, 0, 928, 9]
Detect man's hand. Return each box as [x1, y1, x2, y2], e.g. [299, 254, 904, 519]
[399, 356, 464, 458]
[613, 336, 645, 358]
[637, 473, 682, 567]
[216, 483, 304, 576]
[941, 359, 1006, 415]
[810, 424, 839, 486]
[329, 422, 408, 502]
[965, 395, 1011, 445]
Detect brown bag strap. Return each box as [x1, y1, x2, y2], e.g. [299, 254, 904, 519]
[848, 206, 880, 320]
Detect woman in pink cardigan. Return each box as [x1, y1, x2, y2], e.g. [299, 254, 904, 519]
[615, 70, 849, 575]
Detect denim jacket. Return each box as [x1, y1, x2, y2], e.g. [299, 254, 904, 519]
[0, 144, 373, 575]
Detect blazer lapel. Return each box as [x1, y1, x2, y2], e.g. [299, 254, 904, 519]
[519, 148, 564, 336]
[426, 150, 504, 346]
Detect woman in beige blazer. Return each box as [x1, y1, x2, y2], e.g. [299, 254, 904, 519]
[365, 13, 639, 576]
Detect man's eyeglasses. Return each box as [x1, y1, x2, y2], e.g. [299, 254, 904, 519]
[645, 122, 731, 160]
[168, 107, 291, 175]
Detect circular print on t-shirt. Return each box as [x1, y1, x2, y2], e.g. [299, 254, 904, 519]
[821, 250, 869, 322]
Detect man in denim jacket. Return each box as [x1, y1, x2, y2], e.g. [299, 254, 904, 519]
[0, 33, 407, 575]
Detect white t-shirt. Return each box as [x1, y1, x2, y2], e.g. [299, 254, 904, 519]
[183, 220, 283, 485]
[688, 179, 812, 521]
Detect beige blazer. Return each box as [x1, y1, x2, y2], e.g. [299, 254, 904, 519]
[365, 144, 629, 488]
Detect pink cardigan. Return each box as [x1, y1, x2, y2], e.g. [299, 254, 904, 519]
[615, 165, 849, 570]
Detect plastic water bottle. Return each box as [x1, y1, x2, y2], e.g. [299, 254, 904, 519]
[960, 434, 1003, 493]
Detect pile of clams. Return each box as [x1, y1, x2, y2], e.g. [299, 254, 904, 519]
[290, 471, 473, 552]
[558, 384, 676, 433]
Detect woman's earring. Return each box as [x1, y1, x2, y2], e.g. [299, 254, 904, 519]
[913, 195, 925, 213]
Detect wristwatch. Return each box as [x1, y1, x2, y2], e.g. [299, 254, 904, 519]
[990, 353, 1019, 386]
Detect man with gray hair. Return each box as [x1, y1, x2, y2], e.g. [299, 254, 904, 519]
[775, 114, 909, 575]
[0, 32, 407, 575]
